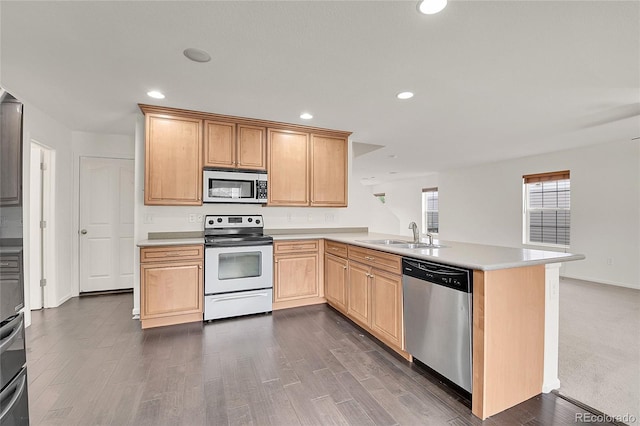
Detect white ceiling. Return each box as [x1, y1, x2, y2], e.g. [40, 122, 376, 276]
[1, 1, 638, 185]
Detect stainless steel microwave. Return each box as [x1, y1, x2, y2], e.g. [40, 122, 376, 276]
[203, 169, 268, 203]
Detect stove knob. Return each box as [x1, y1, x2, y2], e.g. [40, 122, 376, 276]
[255, 219, 261, 224]
[217, 218, 223, 223]
[248, 218, 253, 223]
[208, 220, 214, 225]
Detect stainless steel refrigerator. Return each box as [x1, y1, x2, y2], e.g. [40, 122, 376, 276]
[0, 91, 29, 425]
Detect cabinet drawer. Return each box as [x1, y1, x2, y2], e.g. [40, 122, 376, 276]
[274, 240, 319, 254]
[140, 245, 204, 263]
[0, 254, 21, 274]
[348, 245, 401, 275]
[324, 240, 347, 258]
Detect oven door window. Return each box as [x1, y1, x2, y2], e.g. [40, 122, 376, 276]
[218, 252, 262, 280]
[208, 179, 254, 199]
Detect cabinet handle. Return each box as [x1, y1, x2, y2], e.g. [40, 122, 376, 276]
[165, 252, 183, 257]
[274, 260, 279, 263]
[199, 265, 202, 270]
[342, 266, 347, 270]
[330, 247, 340, 251]
[364, 256, 375, 261]
[0, 262, 9, 267]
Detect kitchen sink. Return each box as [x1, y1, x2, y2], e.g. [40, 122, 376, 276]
[356, 240, 447, 249]
[392, 243, 447, 249]
[356, 239, 411, 245]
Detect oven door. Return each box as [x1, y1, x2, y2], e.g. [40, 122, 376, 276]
[205, 245, 273, 294]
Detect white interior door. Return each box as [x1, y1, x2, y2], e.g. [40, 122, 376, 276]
[29, 144, 43, 310]
[79, 157, 134, 293]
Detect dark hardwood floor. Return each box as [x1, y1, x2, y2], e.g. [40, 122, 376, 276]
[25, 294, 614, 425]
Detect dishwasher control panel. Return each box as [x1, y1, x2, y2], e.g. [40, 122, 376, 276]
[402, 258, 472, 293]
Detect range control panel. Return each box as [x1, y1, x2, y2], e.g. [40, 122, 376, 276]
[204, 215, 264, 229]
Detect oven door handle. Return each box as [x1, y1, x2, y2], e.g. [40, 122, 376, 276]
[0, 373, 27, 421]
[212, 292, 271, 302]
[0, 314, 23, 354]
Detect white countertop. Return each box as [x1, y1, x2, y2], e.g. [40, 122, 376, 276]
[137, 231, 585, 271]
[272, 232, 585, 271]
[137, 238, 204, 247]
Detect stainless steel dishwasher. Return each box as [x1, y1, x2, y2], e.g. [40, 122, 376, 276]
[402, 257, 473, 393]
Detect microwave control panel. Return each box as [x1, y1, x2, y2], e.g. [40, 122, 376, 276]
[256, 180, 268, 200]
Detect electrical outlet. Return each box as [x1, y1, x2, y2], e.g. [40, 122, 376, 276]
[286, 213, 292, 222]
[606, 258, 613, 266]
[196, 214, 203, 223]
[144, 214, 154, 224]
[325, 213, 335, 223]
[188, 214, 196, 223]
[307, 214, 313, 222]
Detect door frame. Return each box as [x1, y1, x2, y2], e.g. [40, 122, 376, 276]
[27, 141, 56, 314]
[74, 155, 134, 295]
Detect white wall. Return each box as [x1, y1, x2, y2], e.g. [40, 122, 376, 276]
[71, 131, 135, 296]
[373, 139, 639, 289]
[132, 113, 397, 316]
[369, 174, 439, 238]
[21, 101, 74, 309]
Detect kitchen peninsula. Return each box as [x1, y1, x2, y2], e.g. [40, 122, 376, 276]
[138, 230, 585, 420]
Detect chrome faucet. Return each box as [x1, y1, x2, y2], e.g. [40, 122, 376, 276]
[408, 222, 419, 243]
[425, 232, 434, 246]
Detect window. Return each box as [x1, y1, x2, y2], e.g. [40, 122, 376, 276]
[523, 170, 570, 247]
[422, 188, 439, 233]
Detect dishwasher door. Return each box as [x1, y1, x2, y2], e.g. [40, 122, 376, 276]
[403, 270, 473, 393]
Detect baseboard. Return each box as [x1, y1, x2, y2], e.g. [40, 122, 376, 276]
[560, 275, 639, 291]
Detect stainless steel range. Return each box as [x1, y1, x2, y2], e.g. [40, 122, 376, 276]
[203, 215, 273, 321]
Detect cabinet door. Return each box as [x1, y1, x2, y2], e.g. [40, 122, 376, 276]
[274, 252, 319, 302]
[347, 262, 371, 327]
[145, 114, 202, 205]
[0, 100, 23, 206]
[324, 253, 348, 313]
[370, 269, 403, 349]
[267, 129, 309, 206]
[140, 260, 203, 319]
[310, 134, 347, 207]
[237, 125, 266, 170]
[204, 120, 236, 168]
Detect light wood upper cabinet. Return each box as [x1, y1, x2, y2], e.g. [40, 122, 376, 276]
[204, 121, 266, 170]
[311, 134, 348, 207]
[144, 114, 202, 205]
[203, 120, 236, 168]
[267, 129, 309, 206]
[237, 125, 266, 170]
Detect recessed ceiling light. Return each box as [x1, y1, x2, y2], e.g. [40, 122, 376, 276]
[300, 112, 313, 120]
[389, 172, 398, 174]
[147, 90, 165, 99]
[183, 48, 211, 63]
[417, 0, 447, 15]
[397, 92, 414, 100]
[388, 154, 398, 158]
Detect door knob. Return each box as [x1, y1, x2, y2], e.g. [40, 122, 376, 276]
[80, 229, 88, 235]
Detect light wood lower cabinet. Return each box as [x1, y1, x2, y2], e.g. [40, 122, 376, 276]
[322, 241, 407, 357]
[273, 240, 325, 310]
[140, 245, 203, 329]
[324, 253, 348, 314]
[370, 268, 403, 350]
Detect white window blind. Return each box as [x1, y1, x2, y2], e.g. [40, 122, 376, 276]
[523, 171, 570, 247]
[422, 188, 439, 233]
